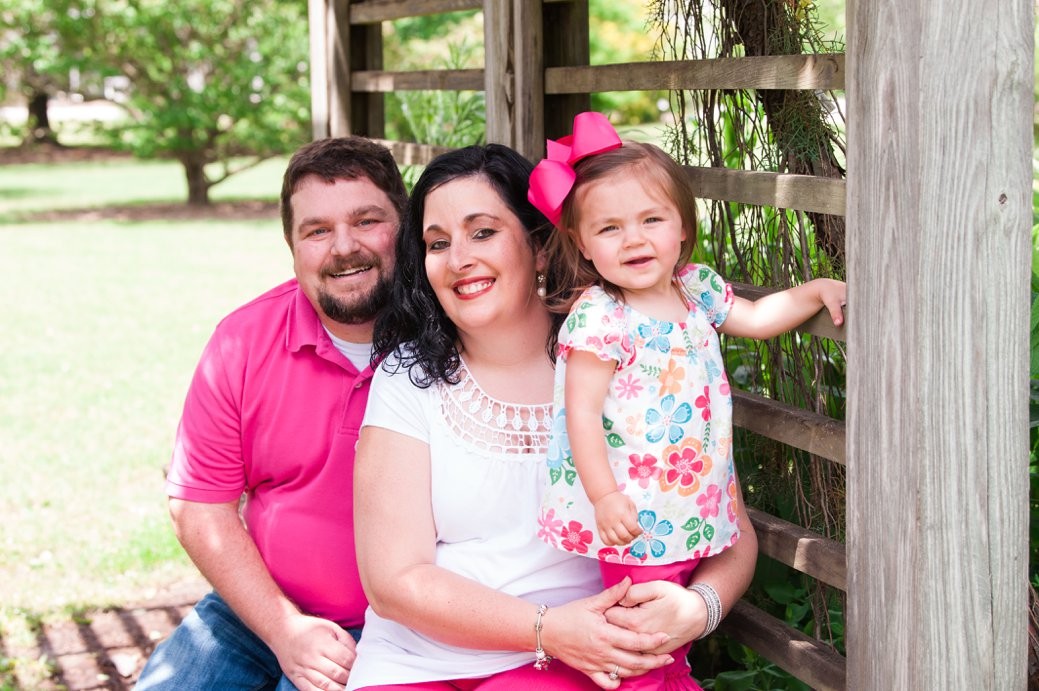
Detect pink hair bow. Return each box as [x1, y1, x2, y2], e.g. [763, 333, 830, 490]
[527, 111, 622, 226]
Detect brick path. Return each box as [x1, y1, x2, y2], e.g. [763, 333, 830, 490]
[16, 579, 209, 690]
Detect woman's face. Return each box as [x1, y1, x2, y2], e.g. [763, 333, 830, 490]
[421, 176, 542, 336]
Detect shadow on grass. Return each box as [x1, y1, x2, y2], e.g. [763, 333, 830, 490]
[2, 199, 280, 225]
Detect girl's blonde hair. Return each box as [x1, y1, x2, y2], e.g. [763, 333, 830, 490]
[543, 141, 698, 313]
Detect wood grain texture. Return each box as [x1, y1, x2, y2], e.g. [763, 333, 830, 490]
[483, 0, 512, 147]
[545, 54, 844, 93]
[719, 600, 846, 691]
[511, 0, 543, 160]
[370, 138, 453, 165]
[846, 0, 1032, 688]
[349, 0, 481, 24]
[748, 508, 847, 591]
[732, 389, 845, 464]
[685, 166, 846, 216]
[351, 69, 484, 92]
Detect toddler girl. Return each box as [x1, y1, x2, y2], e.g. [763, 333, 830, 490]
[528, 111, 846, 688]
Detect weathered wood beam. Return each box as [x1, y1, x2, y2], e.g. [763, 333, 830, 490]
[732, 389, 845, 465]
[846, 0, 1031, 687]
[686, 166, 846, 216]
[719, 600, 847, 691]
[748, 508, 847, 591]
[546, 54, 845, 93]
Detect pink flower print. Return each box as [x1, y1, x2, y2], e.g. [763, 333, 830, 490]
[614, 373, 644, 400]
[698, 484, 723, 518]
[627, 453, 661, 489]
[556, 342, 573, 360]
[597, 546, 645, 565]
[560, 520, 594, 554]
[694, 386, 711, 421]
[719, 371, 731, 396]
[586, 336, 604, 351]
[537, 508, 564, 547]
[658, 358, 685, 396]
[659, 439, 713, 497]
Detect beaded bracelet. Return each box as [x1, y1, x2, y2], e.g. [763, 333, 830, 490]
[533, 604, 552, 670]
[688, 582, 722, 639]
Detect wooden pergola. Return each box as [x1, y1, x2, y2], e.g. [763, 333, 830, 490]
[308, 1, 1033, 687]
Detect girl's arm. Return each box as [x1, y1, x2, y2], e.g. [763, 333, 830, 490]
[718, 278, 846, 340]
[353, 425, 672, 688]
[565, 351, 642, 545]
[603, 473, 759, 653]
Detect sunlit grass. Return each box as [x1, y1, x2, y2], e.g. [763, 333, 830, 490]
[0, 156, 295, 689]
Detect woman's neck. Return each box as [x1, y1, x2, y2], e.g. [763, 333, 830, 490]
[455, 307, 555, 403]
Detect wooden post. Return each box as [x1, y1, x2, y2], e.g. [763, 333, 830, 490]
[542, 0, 589, 142]
[307, 0, 350, 139]
[511, 0, 543, 160]
[846, 0, 1033, 688]
[484, 0, 513, 148]
[348, 16, 384, 138]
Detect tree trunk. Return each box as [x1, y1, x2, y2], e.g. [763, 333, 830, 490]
[719, 0, 846, 267]
[26, 88, 57, 144]
[180, 155, 211, 206]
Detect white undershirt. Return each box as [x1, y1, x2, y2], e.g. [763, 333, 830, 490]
[324, 328, 373, 371]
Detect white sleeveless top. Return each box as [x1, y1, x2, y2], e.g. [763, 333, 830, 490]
[346, 354, 600, 689]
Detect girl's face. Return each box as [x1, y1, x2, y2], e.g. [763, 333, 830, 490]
[422, 176, 542, 336]
[572, 174, 686, 300]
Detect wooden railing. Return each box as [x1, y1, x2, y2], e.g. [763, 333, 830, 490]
[310, 1, 848, 688]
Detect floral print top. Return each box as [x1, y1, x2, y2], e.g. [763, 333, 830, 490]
[538, 264, 741, 565]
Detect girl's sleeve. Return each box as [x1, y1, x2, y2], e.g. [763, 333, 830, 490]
[679, 263, 735, 328]
[361, 354, 431, 443]
[559, 290, 633, 367]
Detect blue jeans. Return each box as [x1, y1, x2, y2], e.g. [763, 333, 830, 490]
[135, 591, 363, 690]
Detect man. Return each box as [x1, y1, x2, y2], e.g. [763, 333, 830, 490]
[136, 137, 407, 691]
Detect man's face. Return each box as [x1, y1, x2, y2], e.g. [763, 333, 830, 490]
[289, 174, 399, 340]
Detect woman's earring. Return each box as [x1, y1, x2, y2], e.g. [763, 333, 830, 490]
[536, 273, 547, 298]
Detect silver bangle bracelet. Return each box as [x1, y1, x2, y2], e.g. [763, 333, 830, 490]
[688, 582, 723, 639]
[533, 603, 552, 670]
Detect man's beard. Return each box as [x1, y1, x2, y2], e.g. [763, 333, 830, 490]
[316, 259, 394, 325]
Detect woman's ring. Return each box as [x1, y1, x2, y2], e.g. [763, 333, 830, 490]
[608, 665, 620, 681]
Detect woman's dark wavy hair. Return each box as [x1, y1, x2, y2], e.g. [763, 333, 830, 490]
[372, 144, 562, 388]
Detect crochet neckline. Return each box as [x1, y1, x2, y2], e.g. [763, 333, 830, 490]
[437, 358, 552, 456]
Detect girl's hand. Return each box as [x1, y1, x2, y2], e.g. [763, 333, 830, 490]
[603, 579, 706, 655]
[593, 491, 642, 546]
[542, 578, 674, 688]
[812, 278, 847, 326]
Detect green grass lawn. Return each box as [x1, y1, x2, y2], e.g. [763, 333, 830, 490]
[0, 154, 293, 686]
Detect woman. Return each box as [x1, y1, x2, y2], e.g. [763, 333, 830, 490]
[349, 144, 758, 690]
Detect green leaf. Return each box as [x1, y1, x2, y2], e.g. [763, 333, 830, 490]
[549, 467, 562, 485]
[564, 469, 577, 486]
[602, 416, 614, 430]
[686, 533, 701, 549]
[682, 516, 702, 531]
[605, 433, 625, 448]
[703, 523, 715, 541]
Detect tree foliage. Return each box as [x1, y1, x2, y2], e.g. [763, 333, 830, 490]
[53, 0, 311, 204]
[0, 0, 78, 142]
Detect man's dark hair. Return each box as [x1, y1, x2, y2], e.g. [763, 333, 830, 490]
[372, 144, 563, 387]
[280, 137, 408, 244]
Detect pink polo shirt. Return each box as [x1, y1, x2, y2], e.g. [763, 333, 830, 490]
[165, 279, 370, 627]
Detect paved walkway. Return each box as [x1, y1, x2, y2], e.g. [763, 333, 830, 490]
[20, 579, 209, 690]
